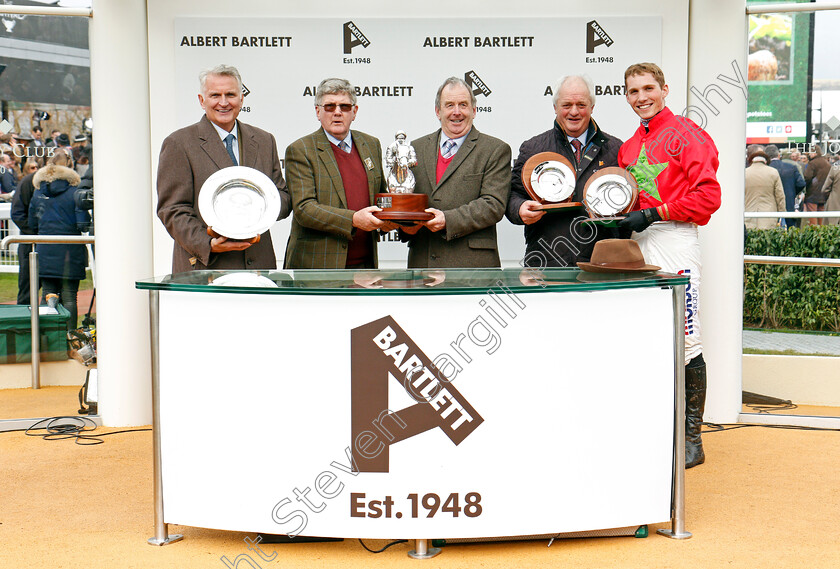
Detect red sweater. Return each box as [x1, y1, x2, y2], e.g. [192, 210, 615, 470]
[332, 143, 372, 267]
[436, 149, 455, 184]
[618, 107, 721, 225]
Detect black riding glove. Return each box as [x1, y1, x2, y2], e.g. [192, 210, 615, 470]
[618, 208, 661, 233]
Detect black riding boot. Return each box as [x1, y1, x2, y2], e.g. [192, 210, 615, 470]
[685, 358, 706, 469]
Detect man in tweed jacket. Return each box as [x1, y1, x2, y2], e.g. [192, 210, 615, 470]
[402, 77, 511, 268]
[284, 78, 393, 269]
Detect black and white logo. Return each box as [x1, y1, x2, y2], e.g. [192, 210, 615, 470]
[464, 70, 492, 98]
[343, 21, 371, 54]
[241, 84, 250, 97]
[586, 20, 614, 53]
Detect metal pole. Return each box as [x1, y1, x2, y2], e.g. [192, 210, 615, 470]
[743, 211, 840, 218]
[0, 6, 91, 16]
[29, 250, 39, 390]
[748, 2, 840, 14]
[408, 539, 441, 560]
[743, 255, 840, 268]
[658, 284, 691, 539]
[147, 290, 182, 546]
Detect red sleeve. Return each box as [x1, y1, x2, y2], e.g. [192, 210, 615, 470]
[657, 135, 721, 225]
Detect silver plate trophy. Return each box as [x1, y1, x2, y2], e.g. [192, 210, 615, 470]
[198, 166, 281, 239]
[530, 159, 576, 202]
[581, 167, 639, 226]
[521, 152, 582, 211]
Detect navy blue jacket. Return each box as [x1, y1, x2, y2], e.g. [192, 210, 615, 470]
[28, 164, 90, 280]
[506, 120, 622, 267]
[769, 158, 805, 212]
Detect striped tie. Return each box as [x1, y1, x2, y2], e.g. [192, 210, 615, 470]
[442, 139, 456, 158]
[571, 139, 583, 163]
[224, 133, 238, 166]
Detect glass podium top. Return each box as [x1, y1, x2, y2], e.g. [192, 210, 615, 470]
[136, 268, 688, 296]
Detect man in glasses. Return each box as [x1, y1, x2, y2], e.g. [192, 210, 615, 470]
[284, 77, 392, 269]
[505, 74, 622, 268]
[156, 64, 292, 272]
[401, 76, 511, 268]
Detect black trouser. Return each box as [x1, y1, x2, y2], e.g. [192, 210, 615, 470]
[41, 277, 80, 330]
[16, 243, 36, 305]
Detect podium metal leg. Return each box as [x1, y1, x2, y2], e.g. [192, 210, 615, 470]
[658, 284, 692, 540]
[147, 290, 183, 546]
[29, 250, 40, 389]
[408, 539, 441, 559]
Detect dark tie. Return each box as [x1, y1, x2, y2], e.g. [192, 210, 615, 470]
[442, 139, 456, 158]
[339, 140, 350, 153]
[224, 133, 238, 166]
[571, 139, 583, 163]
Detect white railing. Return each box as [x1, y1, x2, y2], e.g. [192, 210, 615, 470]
[0, 203, 21, 273]
[744, 211, 840, 267]
[744, 211, 840, 219]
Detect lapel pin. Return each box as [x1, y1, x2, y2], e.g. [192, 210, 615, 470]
[364, 157, 374, 170]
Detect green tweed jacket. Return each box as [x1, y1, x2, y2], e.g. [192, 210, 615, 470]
[283, 129, 387, 269]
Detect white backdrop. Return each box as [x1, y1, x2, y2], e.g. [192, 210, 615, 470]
[149, 4, 690, 272]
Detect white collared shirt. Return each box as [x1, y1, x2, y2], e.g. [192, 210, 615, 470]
[567, 132, 589, 149]
[210, 121, 240, 165]
[324, 130, 353, 152]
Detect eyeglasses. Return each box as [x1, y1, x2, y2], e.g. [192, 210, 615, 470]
[318, 103, 354, 113]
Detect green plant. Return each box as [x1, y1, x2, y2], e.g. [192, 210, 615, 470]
[744, 225, 840, 332]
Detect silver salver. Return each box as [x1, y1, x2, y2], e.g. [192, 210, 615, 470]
[198, 166, 281, 239]
[583, 170, 638, 218]
[530, 159, 576, 203]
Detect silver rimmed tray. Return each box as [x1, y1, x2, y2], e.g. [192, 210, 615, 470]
[198, 166, 280, 239]
[582, 167, 638, 218]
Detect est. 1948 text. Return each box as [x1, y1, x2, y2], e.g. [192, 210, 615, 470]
[350, 492, 483, 519]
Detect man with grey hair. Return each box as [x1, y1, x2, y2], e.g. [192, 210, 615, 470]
[506, 74, 622, 267]
[765, 144, 805, 229]
[284, 77, 392, 269]
[401, 76, 511, 268]
[157, 64, 291, 272]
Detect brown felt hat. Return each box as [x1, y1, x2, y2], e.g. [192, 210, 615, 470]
[576, 239, 660, 273]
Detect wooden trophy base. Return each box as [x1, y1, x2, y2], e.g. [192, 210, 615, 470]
[535, 201, 585, 212]
[374, 193, 434, 221]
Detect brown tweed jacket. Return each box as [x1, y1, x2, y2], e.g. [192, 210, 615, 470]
[283, 128, 387, 269]
[405, 127, 511, 268]
[156, 116, 292, 273]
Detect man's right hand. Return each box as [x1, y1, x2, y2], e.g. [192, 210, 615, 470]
[210, 235, 253, 253]
[519, 200, 546, 225]
[353, 205, 389, 232]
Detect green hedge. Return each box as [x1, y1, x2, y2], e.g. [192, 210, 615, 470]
[744, 225, 840, 332]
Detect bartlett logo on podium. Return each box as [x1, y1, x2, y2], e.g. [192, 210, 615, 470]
[351, 316, 483, 473]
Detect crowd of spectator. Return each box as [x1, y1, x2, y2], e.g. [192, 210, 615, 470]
[1, 124, 93, 329]
[744, 143, 840, 228]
